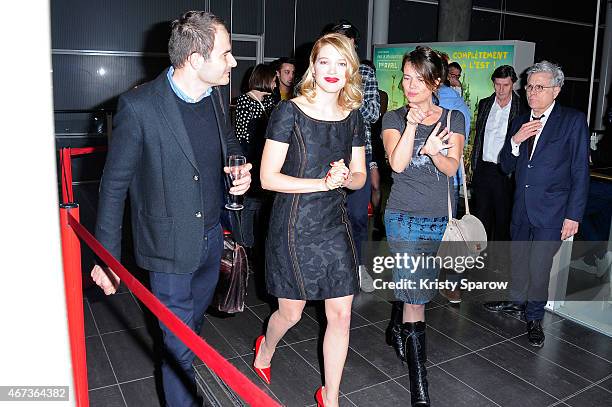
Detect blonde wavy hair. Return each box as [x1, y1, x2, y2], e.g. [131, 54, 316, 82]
[297, 33, 363, 111]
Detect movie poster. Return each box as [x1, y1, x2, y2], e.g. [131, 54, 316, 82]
[377, 44, 513, 127]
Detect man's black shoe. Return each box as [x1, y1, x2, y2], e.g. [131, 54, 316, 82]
[527, 320, 545, 347]
[483, 301, 525, 316]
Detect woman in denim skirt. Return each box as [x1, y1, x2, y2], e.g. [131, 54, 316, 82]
[381, 46, 465, 406]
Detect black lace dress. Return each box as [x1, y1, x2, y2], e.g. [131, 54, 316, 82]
[264, 100, 364, 300]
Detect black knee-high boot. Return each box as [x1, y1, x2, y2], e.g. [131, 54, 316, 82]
[385, 301, 405, 361]
[402, 321, 430, 406]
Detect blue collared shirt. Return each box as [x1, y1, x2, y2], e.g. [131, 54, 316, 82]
[166, 66, 212, 103]
[437, 85, 471, 142]
[436, 85, 472, 186]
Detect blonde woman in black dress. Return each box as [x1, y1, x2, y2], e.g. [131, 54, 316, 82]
[253, 33, 366, 407]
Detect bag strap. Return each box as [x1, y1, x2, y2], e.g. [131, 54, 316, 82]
[460, 155, 470, 214]
[445, 110, 471, 219]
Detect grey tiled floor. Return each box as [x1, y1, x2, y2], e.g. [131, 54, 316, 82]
[84, 279, 612, 407]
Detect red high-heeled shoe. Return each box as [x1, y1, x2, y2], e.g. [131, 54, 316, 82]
[315, 387, 325, 407]
[252, 335, 271, 384]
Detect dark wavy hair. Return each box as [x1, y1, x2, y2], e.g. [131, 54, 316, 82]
[448, 61, 462, 73]
[491, 65, 518, 83]
[248, 64, 277, 93]
[401, 46, 448, 92]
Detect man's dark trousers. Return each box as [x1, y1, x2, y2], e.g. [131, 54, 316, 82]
[509, 222, 561, 321]
[472, 161, 513, 242]
[149, 223, 224, 407]
[347, 154, 371, 263]
[472, 161, 513, 270]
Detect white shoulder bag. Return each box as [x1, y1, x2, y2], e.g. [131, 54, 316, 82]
[436, 110, 488, 269]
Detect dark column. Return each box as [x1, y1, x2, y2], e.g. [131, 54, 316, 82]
[437, 0, 473, 41]
[372, 0, 390, 45]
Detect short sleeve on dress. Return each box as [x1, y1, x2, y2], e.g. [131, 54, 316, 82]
[352, 111, 365, 147]
[265, 100, 295, 144]
[449, 109, 466, 139]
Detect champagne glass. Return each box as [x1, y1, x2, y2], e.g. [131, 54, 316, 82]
[225, 155, 246, 211]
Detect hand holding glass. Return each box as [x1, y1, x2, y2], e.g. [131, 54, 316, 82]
[225, 155, 246, 210]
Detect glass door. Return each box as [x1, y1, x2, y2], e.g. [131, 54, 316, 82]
[229, 34, 264, 103]
[549, 175, 612, 337]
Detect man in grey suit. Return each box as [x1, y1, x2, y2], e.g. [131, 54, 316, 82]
[90, 11, 251, 407]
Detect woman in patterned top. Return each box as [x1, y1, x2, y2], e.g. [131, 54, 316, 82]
[234, 64, 277, 250]
[234, 63, 277, 159]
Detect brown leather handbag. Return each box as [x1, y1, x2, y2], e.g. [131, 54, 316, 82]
[212, 231, 249, 313]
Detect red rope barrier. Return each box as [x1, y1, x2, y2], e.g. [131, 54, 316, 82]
[67, 214, 280, 407]
[69, 146, 107, 156]
[59, 147, 108, 205]
[59, 205, 89, 407]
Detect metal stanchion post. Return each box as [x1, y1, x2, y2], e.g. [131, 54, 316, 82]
[59, 203, 89, 407]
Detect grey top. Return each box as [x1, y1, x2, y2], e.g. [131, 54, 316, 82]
[382, 106, 465, 217]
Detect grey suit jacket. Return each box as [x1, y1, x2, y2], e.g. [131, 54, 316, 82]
[95, 68, 243, 274]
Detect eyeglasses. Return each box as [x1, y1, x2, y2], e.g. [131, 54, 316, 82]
[525, 84, 556, 94]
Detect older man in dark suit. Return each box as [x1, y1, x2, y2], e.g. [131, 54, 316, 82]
[484, 61, 590, 347]
[90, 11, 251, 406]
[471, 65, 526, 268]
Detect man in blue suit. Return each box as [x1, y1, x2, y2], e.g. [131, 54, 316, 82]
[90, 11, 251, 406]
[484, 61, 589, 347]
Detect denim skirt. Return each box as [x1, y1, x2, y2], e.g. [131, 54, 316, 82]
[384, 210, 448, 304]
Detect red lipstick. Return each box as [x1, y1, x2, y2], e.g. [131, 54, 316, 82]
[324, 77, 339, 83]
